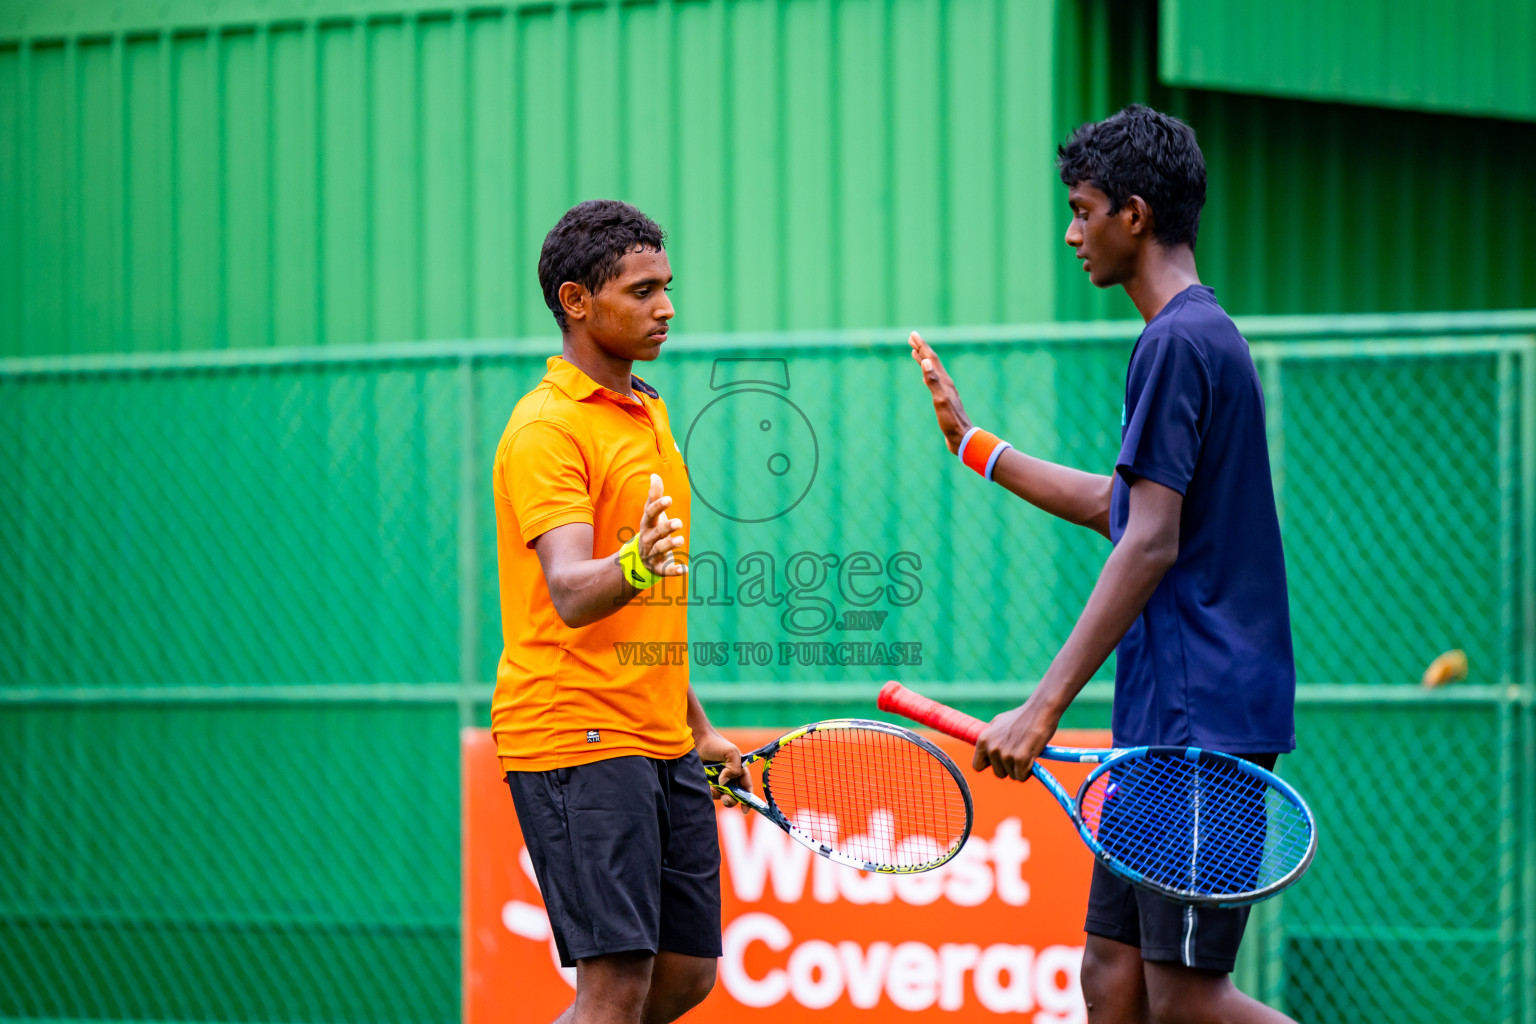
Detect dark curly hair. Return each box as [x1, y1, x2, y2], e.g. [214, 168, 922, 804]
[1057, 104, 1207, 249]
[538, 200, 667, 331]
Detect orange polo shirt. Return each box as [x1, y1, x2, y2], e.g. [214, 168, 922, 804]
[491, 355, 693, 772]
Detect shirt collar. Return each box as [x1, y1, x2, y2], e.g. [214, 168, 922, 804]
[543, 356, 660, 402]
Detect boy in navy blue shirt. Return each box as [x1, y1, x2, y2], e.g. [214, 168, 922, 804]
[909, 104, 1297, 1023]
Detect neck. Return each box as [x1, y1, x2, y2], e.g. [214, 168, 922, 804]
[1121, 243, 1202, 323]
[561, 333, 633, 395]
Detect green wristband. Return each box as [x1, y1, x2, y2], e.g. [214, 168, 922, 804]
[617, 535, 661, 590]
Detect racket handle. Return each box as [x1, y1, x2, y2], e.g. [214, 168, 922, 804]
[878, 681, 987, 745]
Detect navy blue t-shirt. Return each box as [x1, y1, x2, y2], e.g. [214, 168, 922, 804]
[1109, 285, 1296, 753]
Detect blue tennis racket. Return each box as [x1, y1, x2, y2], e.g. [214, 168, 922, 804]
[878, 682, 1317, 907]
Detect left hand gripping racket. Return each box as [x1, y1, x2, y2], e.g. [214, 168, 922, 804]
[702, 718, 974, 874]
[878, 682, 1317, 906]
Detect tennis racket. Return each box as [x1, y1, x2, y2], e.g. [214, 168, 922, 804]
[877, 682, 1316, 906]
[702, 718, 973, 874]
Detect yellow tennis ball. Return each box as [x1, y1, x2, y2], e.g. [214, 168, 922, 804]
[1421, 649, 1469, 688]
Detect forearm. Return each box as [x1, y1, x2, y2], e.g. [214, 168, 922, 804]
[1026, 538, 1174, 718]
[539, 492, 685, 628]
[546, 553, 638, 628]
[989, 448, 1113, 537]
[972, 477, 1182, 781]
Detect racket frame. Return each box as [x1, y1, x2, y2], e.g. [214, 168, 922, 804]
[877, 682, 1317, 907]
[702, 718, 975, 875]
[1037, 744, 1318, 907]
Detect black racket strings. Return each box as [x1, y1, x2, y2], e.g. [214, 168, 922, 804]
[769, 727, 967, 869]
[1080, 755, 1312, 894]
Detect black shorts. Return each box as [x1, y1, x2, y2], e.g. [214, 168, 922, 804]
[1083, 862, 1251, 972]
[506, 751, 723, 968]
[1083, 752, 1280, 973]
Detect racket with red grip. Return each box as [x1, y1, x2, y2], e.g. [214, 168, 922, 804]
[876, 682, 1317, 907]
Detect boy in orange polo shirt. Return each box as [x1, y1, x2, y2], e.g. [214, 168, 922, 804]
[491, 200, 748, 1024]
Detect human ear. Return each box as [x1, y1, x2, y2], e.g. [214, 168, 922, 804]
[1124, 196, 1153, 236]
[558, 281, 590, 323]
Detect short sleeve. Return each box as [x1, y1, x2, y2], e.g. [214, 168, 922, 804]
[1116, 332, 1210, 495]
[505, 419, 594, 546]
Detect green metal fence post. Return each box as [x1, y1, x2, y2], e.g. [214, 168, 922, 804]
[1524, 341, 1536, 689]
[1260, 352, 1285, 533]
[1524, 682, 1535, 1024]
[1260, 894, 1287, 1012]
[1231, 892, 1286, 1011]
[1255, 349, 1288, 1012]
[1499, 350, 1520, 1023]
[1500, 693, 1519, 1024]
[1522, 339, 1536, 1024]
[1502, 350, 1518, 689]
[457, 355, 480, 729]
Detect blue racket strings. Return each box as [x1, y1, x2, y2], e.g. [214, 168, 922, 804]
[1078, 752, 1313, 899]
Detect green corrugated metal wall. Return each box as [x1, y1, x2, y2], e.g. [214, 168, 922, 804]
[0, 0, 1058, 358]
[5, 0, 1536, 359]
[1052, 0, 1536, 323]
[1161, 0, 1536, 122]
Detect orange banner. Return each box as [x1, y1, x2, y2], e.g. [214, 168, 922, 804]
[463, 725, 1109, 1023]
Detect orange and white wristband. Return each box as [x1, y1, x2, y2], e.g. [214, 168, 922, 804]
[957, 427, 1012, 482]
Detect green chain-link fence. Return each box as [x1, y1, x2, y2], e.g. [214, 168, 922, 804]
[2, 311, 1534, 1022]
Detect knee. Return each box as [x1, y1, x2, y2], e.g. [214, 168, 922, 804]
[1079, 941, 1128, 1008]
[1145, 984, 1180, 1024]
[674, 958, 716, 1011]
[1145, 968, 1233, 1024]
[675, 957, 715, 1013]
[1079, 943, 1112, 1003]
[575, 954, 653, 1021]
[690, 960, 717, 1004]
[645, 960, 715, 1024]
[1079, 938, 1144, 1022]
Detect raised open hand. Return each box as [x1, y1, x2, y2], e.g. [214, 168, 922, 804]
[909, 332, 974, 454]
[634, 473, 688, 578]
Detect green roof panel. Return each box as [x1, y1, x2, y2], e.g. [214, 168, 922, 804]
[1160, 0, 1536, 122]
